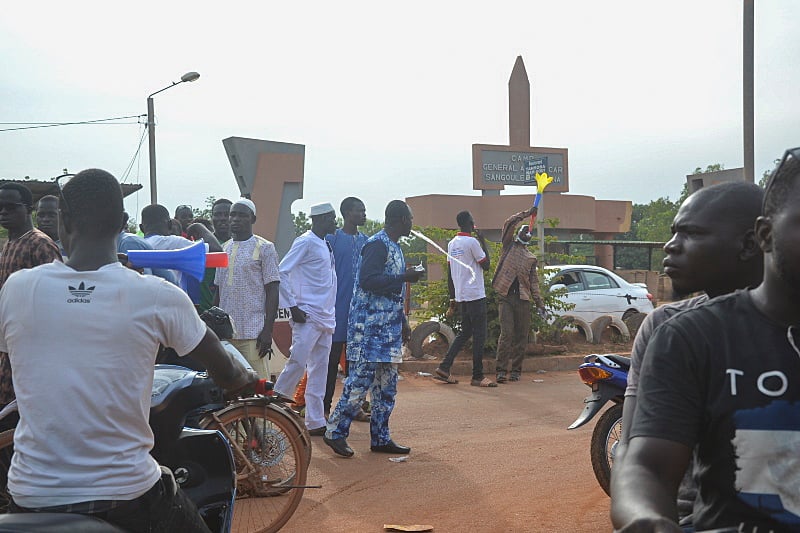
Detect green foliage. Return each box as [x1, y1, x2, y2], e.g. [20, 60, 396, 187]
[362, 218, 383, 236]
[759, 159, 779, 188]
[615, 164, 722, 271]
[409, 225, 583, 352]
[632, 197, 678, 243]
[188, 196, 215, 222]
[615, 161, 781, 272]
[692, 163, 725, 174]
[292, 212, 311, 236]
[614, 197, 677, 270]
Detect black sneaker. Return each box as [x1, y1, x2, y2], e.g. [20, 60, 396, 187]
[370, 440, 410, 454]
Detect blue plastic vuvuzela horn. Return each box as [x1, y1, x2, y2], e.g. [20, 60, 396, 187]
[127, 240, 207, 282]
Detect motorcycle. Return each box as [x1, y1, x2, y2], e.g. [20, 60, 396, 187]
[0, 365, 305, 533]
[567, 353, 629, 496]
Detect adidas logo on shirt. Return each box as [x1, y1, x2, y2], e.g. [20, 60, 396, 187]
[67, 282, 95, 303]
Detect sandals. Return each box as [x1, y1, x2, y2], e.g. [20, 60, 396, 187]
[434, 367, 459, 384]
[470, 378, 498, 388]
[496, 372, 508, 384]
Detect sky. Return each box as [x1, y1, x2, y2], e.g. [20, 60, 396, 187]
[2, 1, 799, 222]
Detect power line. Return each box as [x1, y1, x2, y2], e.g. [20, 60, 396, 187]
[0, 115, 145, 132]
[119, 125, 148, 184]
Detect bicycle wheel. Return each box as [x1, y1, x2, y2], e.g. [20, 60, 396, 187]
[276, 403, 313, 468]
[0, 429, 14, 514]
[200, 402, 307, 533]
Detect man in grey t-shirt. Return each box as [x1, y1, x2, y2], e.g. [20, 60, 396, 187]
[616, 182, 764, 524]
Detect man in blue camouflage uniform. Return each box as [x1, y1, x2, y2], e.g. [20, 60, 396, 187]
[323, 200, 424, 458]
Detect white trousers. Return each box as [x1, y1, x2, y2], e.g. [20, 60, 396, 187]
[274, 321, 332, 430]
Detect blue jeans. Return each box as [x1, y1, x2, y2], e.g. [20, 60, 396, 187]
[439, 298, 487, 381]
[9, 467, 211, 532]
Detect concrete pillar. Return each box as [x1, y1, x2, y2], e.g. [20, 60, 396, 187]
[593, 233, 614, 270]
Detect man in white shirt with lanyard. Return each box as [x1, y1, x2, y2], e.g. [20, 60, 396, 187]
[213, 199, 281, 380]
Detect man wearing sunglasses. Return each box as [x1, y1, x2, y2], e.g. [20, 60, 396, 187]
[612, 149, 800, 532]
[0, 183, 63, 412]
[0, 169, 252, 531]
[0, 183, 62, 289]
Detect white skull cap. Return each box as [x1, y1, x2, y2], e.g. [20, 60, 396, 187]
[232, 199, 256, 216]
[309, 202, 335, 216]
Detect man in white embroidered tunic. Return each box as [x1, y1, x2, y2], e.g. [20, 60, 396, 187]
[213, 199, 280, 379]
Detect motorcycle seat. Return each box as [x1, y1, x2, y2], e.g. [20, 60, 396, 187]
[603, 354, 631, 370]
[0, 512, 126, 532]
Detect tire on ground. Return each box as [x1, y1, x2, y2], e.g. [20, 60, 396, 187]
[590, 315, 631, 344]
[560, 315, 593, 344]
[610, 316, 631, 342]
[623, 311, 646, 338]
[590, 316, 612, 345]
[408, 321, 455, 359]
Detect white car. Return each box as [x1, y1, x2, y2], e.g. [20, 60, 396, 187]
[544, 265, 654, 324]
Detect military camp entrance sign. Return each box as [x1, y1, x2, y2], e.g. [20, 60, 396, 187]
[472, 144, 568, 192]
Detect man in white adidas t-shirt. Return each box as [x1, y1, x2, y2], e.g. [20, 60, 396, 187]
[434, 211, 495, 388]
[0, 169, 252, 531]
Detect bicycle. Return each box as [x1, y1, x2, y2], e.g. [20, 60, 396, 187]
[198, 392, 313, 533]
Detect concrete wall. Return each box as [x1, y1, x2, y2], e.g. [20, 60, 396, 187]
[407, 192, 631, 236]
[222, 137, 305, 258]
[686, 167, 745, 194]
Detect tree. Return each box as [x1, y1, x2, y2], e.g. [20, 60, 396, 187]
[292, 211, 384, 238]
[191, 196, 216, 221]
[758, 159, 779, 188]
[692, 163, 724, 174]
[614, 164, 722, 271]
[291, 212, 311, 236]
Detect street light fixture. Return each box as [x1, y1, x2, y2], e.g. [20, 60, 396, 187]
[147, 71, 200, 205]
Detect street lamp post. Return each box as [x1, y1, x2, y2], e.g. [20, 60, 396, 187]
[146, 71, 200, 205]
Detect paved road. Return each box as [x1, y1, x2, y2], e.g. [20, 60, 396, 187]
[282, 369, 612, 532]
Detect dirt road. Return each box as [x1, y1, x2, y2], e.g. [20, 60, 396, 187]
[282, 369, 612, 532]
